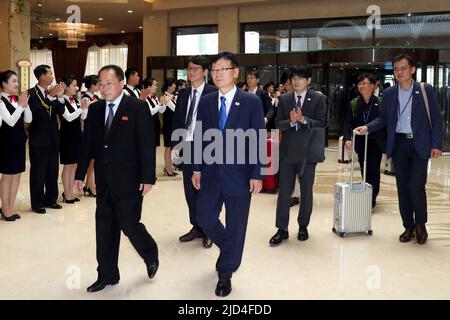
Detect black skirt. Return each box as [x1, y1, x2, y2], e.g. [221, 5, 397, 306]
[60, 137, 81, 165]
[0, 142, 26, 174]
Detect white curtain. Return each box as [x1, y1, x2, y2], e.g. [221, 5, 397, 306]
[84, 44, 128, 77]
[30, 49, 55, 88]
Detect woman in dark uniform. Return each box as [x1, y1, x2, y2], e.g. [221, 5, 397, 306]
[143, 78, 163, 149]
[0, 70, 31, 221]
[59, 75, 88, 203]
[161, 78, 177, 176]
[81, 75, 99, 197]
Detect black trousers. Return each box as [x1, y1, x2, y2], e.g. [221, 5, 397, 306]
[356, 139, 383, 206]
[197, 184, 251, 278]
[392, 135, 429, 229]
[95, 187, 158, 282]
[182, 162, 202, 229]
[275, 160, 317, 230]
[29, 145, 59, 209]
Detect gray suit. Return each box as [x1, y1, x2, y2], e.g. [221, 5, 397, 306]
[275, 89, 328, 229]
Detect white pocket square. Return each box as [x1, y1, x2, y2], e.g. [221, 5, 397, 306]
[235, 102, 240, 106]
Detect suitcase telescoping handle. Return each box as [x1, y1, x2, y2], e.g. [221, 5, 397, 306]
[350, 129, 368, 192]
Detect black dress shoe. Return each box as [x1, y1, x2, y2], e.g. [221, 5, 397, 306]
[290, 197, 300, 207]
[44, 203, 62, 209]
[32, 207, 46, 214]
[399, 228, 415, 243]
[269, 229, 289, 246]
[86, 279, 119, 293]
[13, 214, 21, 219]
[179, 228, 203, 242]
[415, 224, 428, 245]
[298, 226, 309, 241]
[215, 276, 232, 297]
[74, 197, 80, 202]
[146, 261, 159, 279]
[202, 237, 213, 248]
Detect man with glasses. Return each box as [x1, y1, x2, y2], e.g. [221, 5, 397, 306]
[74, 65, 159, 292]
[356, 54, 443, 245]
[270, 66, 328, 246]
[191, 52, 264, 297]
[171, 55, 216, 249]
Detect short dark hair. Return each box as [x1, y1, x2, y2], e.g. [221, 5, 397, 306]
[143, 78, 156, 89]
[357, 73, 377, 85]
[393, 54, 416, 68]
[188, 55, 210, 70]
[246, 68, 259, 79]
[263, 81, 275, 91]
[33, 64, 51, 80]
[162, 77, 176, 93]
[98, 65, 125, 82]
[290, 66, 312, 80]
[0, 70, 17, 89]
[280, 69, 293, 85]
[59, 75, 76, 87]
[125, 68, 138, 82]
[211, 52, 239, 68]
[82, 75, 98, 89]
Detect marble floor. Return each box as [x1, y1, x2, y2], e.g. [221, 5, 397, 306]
[1, 143, 450, 300]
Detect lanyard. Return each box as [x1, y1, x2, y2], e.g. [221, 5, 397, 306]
[397, 89, 414, 119]
[362, 97, 375, 124]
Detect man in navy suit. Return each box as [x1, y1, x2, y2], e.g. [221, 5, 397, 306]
[356, 54, 442, 245]
[191, 52, 265, 297]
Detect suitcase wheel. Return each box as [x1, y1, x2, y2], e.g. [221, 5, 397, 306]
[339, 232, 346, 238]
[367, 230, 373, 236]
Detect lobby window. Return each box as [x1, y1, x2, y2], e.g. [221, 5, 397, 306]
[242, 22, 289, 54]
[84, 44, 128, 77]
[172, 25, 218, 56]
[30, 49, 55, 88]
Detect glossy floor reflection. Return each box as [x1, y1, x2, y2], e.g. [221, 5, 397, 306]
[1, 145, 450, 300]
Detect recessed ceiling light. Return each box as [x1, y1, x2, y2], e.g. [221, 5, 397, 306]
[121, 30, 125, 33]
[55, 18, 61, 21]
[38, 3, 43, 7]
[39, 36, 43, 39]
[138, 26, 143, 29]
[98, 18, 103, 21]
[408, 13, 412, 16]
[128, 10, 133, 13]
[49, 33, 53, 36]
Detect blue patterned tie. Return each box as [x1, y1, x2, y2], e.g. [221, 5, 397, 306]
[219, 96, 227, 131]
[105, 103, 115, 134]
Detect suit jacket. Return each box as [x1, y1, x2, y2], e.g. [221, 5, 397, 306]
[171, 83, 217, 148]
[249, 88, 274, 121]
[276, 89, 328, 164]
[75, 94, 156, 195]
[27, 86, 64, 148]
[367, 82, 442, 160]
[192, 88, 265, 197]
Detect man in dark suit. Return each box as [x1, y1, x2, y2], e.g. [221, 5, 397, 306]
[123, 67, 146, 100]
[74, 65, 159, 292]
[356, 54, 443, 245]
[270, 66, 328, 246]
[28, 65, 66, 214]
[171, 55, 216, 248]
[245, 69, 274, 127]
[191, 52, 264, 297]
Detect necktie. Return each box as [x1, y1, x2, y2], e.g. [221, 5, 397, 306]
[219, 96, 227, 131]
[151, 95, 156, 100]
[295, 95, 302, 131]
[185, 89, 197, 129]
[44, 90, 49, 98]
[69, 97, 75, 104]
[8, 95, 17, 103]
[105, 103, 115, 135]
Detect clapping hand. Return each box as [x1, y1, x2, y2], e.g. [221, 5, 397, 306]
[18, 91, 30, 108]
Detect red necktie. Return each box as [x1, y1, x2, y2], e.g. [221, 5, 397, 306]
[69, 97, 75, 104]
[93, 96, 98, 101]
[44, 90, 49, 98]
[151, 95, 156, 100]
[8, 95, 18, 103]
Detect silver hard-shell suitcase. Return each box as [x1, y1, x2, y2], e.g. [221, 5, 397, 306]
[333, 130, 373, 237]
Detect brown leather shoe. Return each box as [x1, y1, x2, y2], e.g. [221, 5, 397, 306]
[415, 224, 428, 245]
[399, 228, 415, 243]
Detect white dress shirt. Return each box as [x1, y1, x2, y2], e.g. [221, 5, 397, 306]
[104, 93, 124, 125]
[218, 85, 237, 116]
[62, 95, 88, 121]
[147, 95, 164, 116]
[185, 82, 205, 141]
[0, 92, 32, 127]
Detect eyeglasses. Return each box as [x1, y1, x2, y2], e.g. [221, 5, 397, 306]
[187, 66, 203, 72]
[358, 81, 373, 86]
[98, 81, 121, 88]
[211, 67, 235, 74]
[393, 66, 410, 72]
